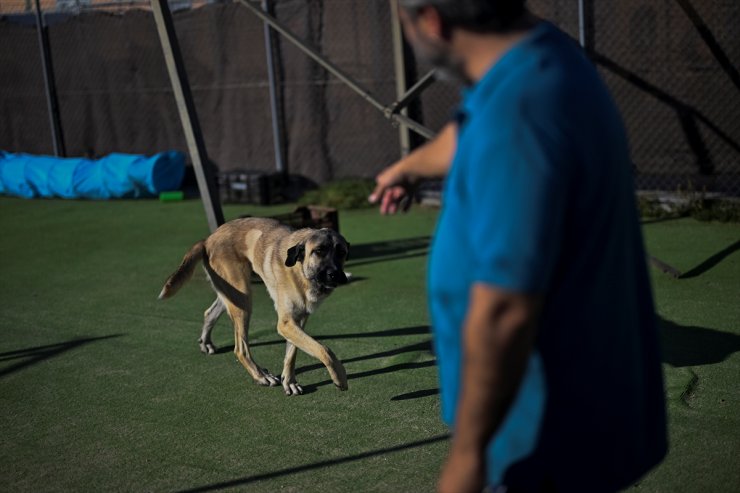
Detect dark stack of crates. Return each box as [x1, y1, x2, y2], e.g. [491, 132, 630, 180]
[219, 171, 284, 205]
[240, 205, 340, 233]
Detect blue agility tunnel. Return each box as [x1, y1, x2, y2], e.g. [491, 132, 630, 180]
[0, 151, 185, 199]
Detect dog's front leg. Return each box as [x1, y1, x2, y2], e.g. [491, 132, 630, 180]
[278, 317, 348, 391]
[281, 342, 303, 396]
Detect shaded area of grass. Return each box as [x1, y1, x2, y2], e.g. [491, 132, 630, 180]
[640, 217, 740, 491]
[0, 197, 738, 492]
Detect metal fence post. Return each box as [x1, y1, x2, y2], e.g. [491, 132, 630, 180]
[34, 0, 66, 157]
[150, 0, 224, 232]
[390, 0, 411, 157]
[262, 0, 287, 176]
[578, 0, 594, 51]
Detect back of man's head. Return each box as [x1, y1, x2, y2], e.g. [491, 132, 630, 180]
[399, 0, 527, 34]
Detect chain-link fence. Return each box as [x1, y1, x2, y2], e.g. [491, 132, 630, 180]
[0, 0, 415, 188]
[1, 0, 738, 195]
[588, 1, 740, 195]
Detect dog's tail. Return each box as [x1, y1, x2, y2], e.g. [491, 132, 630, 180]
[158, 240, 206, 300]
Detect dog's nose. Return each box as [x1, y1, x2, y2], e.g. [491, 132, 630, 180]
[328, 269, 348, 284]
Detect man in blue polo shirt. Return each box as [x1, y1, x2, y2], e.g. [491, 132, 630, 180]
[369, 1, 667, 491]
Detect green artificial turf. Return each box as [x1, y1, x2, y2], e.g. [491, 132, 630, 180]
[637, 218, 740, 492]
[0, 197, 738, 492]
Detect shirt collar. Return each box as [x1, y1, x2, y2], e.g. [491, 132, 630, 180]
[459, 21, 552, 119]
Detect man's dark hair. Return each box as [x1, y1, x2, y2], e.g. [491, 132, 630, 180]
[400, 0, 528, 34]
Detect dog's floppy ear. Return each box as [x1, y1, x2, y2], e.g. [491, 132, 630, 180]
[285, 243, 305, 267]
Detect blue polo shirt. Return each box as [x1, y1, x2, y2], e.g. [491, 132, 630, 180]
[428, 22, 667, 491]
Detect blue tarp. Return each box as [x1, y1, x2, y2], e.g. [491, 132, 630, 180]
[0, 151, 185, 199]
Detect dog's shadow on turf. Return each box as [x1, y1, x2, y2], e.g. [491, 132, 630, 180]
[659, 316, 740, 367]
[214, 317, 740, 393]
[295, 326, 436, 393]
[213, 326, 436, 394]
[344, 236, 431, 268]
[221, 326, 435, 391]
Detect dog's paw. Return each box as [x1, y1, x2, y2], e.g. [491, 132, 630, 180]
[331, 362, 348, 391]
[256, 368, 281, 387]
[282, 380, 304, 396]
[198, 338, 216, 355]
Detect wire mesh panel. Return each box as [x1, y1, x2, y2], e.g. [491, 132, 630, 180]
[50, 9, 186, 158]
[528, 0, 579, 38]
[269, 0, 400, 184]
[0, 1, 187, 159]
[591, 0, 740, 195]
[0, 0, 415, 185]
[0, 6, 55, 154]
[409, 0, 740, 196]
[172, 2, 276, 175]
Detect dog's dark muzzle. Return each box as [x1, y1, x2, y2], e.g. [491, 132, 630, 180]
[320, 269, 348, 288]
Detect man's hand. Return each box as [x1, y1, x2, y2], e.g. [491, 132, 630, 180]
[368, 162, 415, 215]
[369, 122, 457, 215]
[438, 445, 486, 493]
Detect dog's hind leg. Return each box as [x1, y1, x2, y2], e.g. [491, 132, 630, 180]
[205, 255, 279, 388]
[224, 295, 280, 387]
[199, 297, 224, 355]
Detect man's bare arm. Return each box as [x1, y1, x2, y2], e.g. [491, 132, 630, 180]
[438, 283, 541, 493]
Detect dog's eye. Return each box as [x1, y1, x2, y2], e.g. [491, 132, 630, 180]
[313, 247, 327, 256]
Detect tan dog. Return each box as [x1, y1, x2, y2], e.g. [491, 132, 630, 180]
[159, 218, 350, 395]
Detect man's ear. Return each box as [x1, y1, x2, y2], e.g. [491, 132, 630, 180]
[418, 5, 447, 42]
[285, 243, 305, 267]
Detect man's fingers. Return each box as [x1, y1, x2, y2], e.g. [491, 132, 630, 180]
[370, 175, 411, 214]
[388, 188, 402, 214]
[381, 188, 395, 215]
[376, 186, 409, 215]
[391, 187, 408, 214]
[369, 168, 395, 204]
[368, 183, 384, 204]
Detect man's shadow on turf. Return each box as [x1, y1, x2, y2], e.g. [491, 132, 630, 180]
[659, 316, 740, 368]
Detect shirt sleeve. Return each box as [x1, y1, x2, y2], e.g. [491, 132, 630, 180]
[463, 109, 570, 294]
